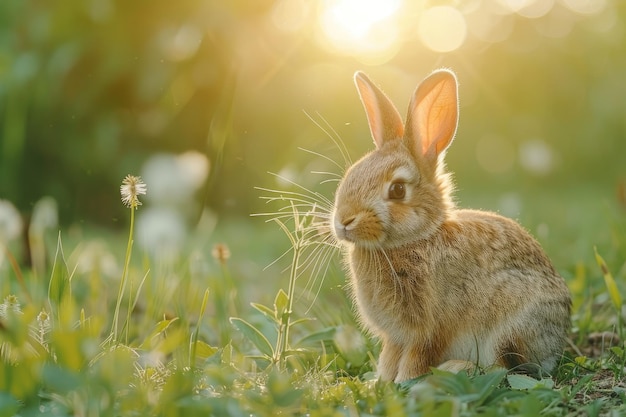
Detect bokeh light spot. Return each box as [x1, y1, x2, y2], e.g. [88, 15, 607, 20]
[562, 0, 606, 15]
[418, 6, 467, 53]
[519, 139, 555, 176]
[500, 0, 554, 18]
[467, 10, 514, 43]
[162, 24, 202, 62]
[272, 0, 310, 33]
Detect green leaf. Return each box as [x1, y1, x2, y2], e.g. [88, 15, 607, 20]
[267, 369, 303, 407]
[569, 374, 594, 399]
[507, 374, 543, 390]
[295, 326, 337, 347]
[428, 368, 473, 397]
[230, 317, 274, 358]
[428, 368, 507, 406]
[140, 317, 179, 349]
[159, 369, 195, 408]
[0, 392, 21, 417]
[472, 369, 508, 404]
[48, 232, 71, 307]
[289, 317, 316, 327]
[41, 364, 82, 393]
[611, 346, 625, 357]
[194, 340, 219, 361]
[274, 289, 289, 317]
[251, 302, 276, 322]
[153, 327, 187, 356]
[594, 247, 622, 311]
[198, 288, 210, 317]
[51, 329, 86, 371]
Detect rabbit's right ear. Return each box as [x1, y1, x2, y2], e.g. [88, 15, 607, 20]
[405, 70, 458, 163]
[354, 72, 404, 149]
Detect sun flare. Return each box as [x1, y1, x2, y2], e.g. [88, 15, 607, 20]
[318, 0, 403, 63]
[321, 0, 401, 39]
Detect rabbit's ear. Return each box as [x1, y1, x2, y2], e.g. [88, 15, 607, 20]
[354, 72, 404, 149]
[405, 70, 458, 161]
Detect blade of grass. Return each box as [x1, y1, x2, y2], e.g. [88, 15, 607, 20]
[190, 288, 210, 368]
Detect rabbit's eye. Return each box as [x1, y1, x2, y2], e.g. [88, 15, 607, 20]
[388, 182, 406, 200]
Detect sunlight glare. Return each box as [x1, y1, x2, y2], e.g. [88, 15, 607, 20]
[323, 0, 400, 38]
[318, 0, 402, 63]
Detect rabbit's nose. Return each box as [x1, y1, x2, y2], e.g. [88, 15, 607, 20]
[342, 215, 356, 228]
[333, 214, 356, 242]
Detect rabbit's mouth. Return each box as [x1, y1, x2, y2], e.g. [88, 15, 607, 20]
[333, 212, 386, 247]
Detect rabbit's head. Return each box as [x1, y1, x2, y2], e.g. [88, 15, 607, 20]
[333, 70, 459, 248]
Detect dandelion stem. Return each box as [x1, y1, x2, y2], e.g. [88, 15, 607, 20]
[111, 205, 135, 345]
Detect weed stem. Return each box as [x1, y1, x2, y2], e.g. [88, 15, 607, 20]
[110, 206, 135, 345]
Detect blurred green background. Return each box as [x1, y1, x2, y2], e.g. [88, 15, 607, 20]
[1, 0, 624, 253]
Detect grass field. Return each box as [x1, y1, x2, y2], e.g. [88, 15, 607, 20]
[1, 168, 626, 417]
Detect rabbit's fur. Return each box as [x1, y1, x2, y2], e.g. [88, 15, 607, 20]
[332, 70, 571, 382]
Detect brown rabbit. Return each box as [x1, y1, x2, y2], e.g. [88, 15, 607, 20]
[332, 69, 571, 382]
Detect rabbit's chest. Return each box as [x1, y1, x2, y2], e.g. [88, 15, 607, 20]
[349, 248, 433, 335]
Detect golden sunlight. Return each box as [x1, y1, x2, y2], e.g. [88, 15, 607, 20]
[310, 0, 610, 62]
[317, 0, 402, 63]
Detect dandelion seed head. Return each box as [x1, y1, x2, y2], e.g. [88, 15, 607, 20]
[0, 295, 21, 317]
[120, 175, 147, 208]
[37, 310, 50, 324]
[37, 310, 51, 332]
[5, 294, 18, 307]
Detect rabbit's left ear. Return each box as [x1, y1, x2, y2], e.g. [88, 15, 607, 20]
[354, 72, 404, 149]
[405, 69, 458, 161]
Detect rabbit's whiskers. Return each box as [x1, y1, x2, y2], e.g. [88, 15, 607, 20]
[254, 113, 350, 311]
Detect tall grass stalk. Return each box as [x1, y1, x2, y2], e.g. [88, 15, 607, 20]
[189, 288, 210, 368]
[247, 120, 348, 367]
[273, 216, 303, 367]
[119, 269, 150, 345]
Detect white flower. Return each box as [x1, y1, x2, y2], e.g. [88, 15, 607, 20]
[120, 175, 147, 208]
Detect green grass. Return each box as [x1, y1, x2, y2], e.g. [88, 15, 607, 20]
[1, 182, 626, 416]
